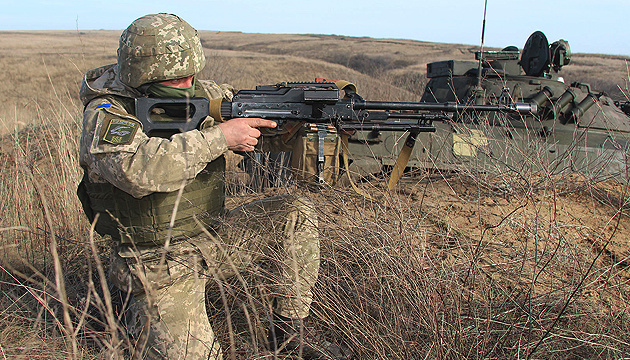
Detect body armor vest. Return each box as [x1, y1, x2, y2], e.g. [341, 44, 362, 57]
[80, 158, 225, 245]
[78, 93, 226, 245]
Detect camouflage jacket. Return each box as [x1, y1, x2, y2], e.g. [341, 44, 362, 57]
[79, 64, 235, 198]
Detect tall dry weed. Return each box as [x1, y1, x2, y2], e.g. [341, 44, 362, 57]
[0, 31, 629, 359]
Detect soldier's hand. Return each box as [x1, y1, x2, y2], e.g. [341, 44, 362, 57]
[217, 117, 277, 152]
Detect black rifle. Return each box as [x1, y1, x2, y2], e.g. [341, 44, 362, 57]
[135, 81, 536, 185]
[135, 81, 536, 134]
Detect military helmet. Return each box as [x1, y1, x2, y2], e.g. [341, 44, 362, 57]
[118, 13, 206, 88]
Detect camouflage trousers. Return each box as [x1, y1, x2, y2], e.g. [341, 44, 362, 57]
[109, 195, 319, 359]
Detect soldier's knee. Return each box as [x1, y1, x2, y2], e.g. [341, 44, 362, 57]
[286, 195, 318, 229]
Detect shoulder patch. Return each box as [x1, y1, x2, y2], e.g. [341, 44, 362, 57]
[101, 117, 140, 145]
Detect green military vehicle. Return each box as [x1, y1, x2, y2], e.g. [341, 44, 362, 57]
[345, 31, 630, 184]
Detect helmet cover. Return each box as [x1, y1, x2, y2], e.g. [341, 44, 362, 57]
[118, 13, 206, 88]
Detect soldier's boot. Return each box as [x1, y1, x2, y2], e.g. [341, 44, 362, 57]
[268, 313, 353, 360]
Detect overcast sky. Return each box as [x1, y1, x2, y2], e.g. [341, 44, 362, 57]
[1, 0, 628, 56]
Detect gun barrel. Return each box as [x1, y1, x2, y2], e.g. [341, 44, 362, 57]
[339, 121, 437, 132]
[356, 101, 537, 115]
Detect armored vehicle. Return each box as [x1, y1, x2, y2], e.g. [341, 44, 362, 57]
[346, 31, 630, 184]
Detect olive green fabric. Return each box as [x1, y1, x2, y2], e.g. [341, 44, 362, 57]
[83, 157, 225, 245]
[290, 126, 341, 185]
[145, 81, 196, 98]
[101, 117, 140, 145]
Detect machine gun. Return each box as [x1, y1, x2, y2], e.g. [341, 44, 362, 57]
[135, 81, 536, 187]
[135, 81, 536, 133]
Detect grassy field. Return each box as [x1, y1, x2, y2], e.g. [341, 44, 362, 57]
[1, 30, 630, 359]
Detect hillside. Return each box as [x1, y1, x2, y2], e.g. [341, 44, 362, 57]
[1, 31, 630, 359]
[196, 31, 630, 100]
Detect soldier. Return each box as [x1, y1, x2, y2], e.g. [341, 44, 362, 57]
[77, 13, 350, 360]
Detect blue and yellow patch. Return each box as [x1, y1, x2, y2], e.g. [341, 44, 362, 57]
[102, 118, 139, 145]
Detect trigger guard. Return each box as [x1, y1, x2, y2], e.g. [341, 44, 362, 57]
[260, 119, 287, 136]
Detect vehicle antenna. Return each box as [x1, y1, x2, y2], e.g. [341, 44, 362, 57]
[474, 0, 489, 104]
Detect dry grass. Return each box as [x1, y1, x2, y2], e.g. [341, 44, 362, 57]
[1, 30, 630, 359]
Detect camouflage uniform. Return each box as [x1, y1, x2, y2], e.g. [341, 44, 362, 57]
[78, 13, 319, 359]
